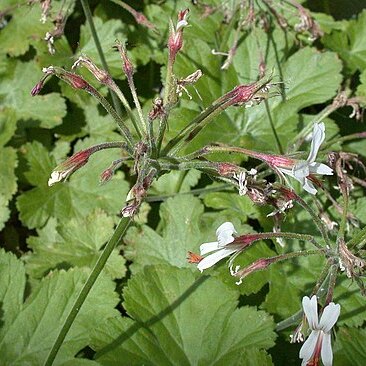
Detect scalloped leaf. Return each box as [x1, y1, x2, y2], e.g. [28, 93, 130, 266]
[91, 265, 276, 365]
[0, 249, 119, 365]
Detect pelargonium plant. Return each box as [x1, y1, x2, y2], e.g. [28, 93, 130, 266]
[25, 1, 366, 366]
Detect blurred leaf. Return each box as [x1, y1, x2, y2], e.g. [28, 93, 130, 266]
[25, 210, 126, 279]
[17, 141, 129, 229]
[323, 9, 366, 73]
[334, 327, 366, 366]
[0, 61, 67, 128]
[0, 249, 119, 365]
[0, 3, 50, 56]
[91, 265, 276, 365]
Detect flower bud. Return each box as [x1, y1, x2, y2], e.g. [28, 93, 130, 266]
[48, 148, 95, 186]
[168, 9, 189, 61]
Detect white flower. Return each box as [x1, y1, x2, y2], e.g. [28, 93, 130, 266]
[300, 295, 340, 366]
[197, 222, 241, 272]
[278, 122, 333, 194]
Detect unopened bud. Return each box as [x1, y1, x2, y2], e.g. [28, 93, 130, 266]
[48, 148, 95, 186]
[168, 9, 189, 61]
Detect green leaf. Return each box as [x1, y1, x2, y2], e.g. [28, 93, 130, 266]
[0, 249, 26, 329]
[92, 265, 276, 365]
[17, 141, 129, 229]
[0, 61, 67, 128]
[124, 195, 205, 272]
[323, 10, 366, 73]
[150, 169, 201, 195]
[203, 191, 262, 221]
[334, 327, 366, 366]
[0, 249, 119, 365]
[0, 146, 17, 201]
[77, 17, 128, 78]
[25, 210, 126, 279]
[0, 3, 50, 56]
[0, 146, 18, 230]
[0, 109, 17, 146]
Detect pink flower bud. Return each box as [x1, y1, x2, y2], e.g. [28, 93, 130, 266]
[100, 168, 114, 185]
[168, 9, 189, 61]
[31, 80, 44, 96]
[48, 148, 94, 186]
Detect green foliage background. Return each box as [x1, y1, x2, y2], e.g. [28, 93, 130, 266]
[1, 0, 366, 365]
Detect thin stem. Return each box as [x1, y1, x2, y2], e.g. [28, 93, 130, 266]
[264, 99, 283, 154]
[295, 195, 332, 249]
[80, 0, 122, 115]
[276, 260, 332, 331]
[348, 225, 366, 250]
[145, 184, 231, 202]
[91, 88, 135, 151]
[156, 57, 175, 153]
[109, 83, 142, 138]
[44, 217, 131, 366]
[126, 74, 147, 135]
[324, 264, 338, 306]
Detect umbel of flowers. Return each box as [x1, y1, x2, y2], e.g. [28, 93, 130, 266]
[31, 7, 366, 366]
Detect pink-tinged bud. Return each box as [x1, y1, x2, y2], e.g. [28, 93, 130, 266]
[234, 258, 269, 281]
[100, 168, 114, 185]
[221, 82, 260, 106]
[278, 187, 300, 202]
[31, 80, 44, 96]
[48, 148, 94, 186]
[65, 72, 90, 90]
[217, 162, 239, 176]
[168, 9, 189, 61]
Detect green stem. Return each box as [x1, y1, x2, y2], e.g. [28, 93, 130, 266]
[145, 184, 231, 202]
[91, 89, 135, 151]
[44, 217, 131, 366]
[324, 264, 338, 306]
[109, 83, 143, 138]
[126, 74, 147, 135]
[276, 260, 332, 331]
[295, 196, 332, 249]
[348, 225, 366, 250]
[156, 57, 175, 153]
[80, 0, 122, 116]
[264, 99, 283, 154]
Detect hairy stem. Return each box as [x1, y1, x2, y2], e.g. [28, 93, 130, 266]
[80, 0, 122, 115]
[44, 217, 131, 366]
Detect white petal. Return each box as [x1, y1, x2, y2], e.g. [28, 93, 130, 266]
[303, 178, 317, 195]
[197, 248, 238, 272]
[293, 161, 310, 180]
[200, 241, 220, 255]
[319, 303, 341, 332]
[302, 295, 319, 329]
[320, 333, 333, 366]
[216, 222, 236, 246]
[307, 122, 325, 163]
[48, 171, 64, 186]
[309, 162, 333, 176]
[299, 331, 319, 365]
[277, 167, 294, 177]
